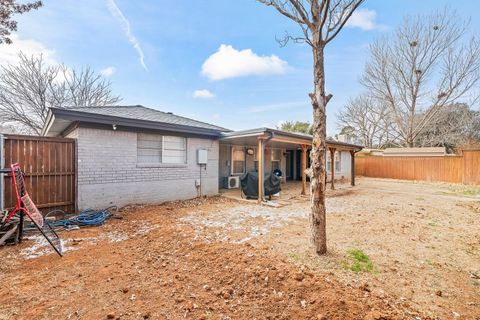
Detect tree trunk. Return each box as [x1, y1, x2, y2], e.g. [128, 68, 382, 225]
[406, 136, 414, 147]
[309, 43, 327, 255]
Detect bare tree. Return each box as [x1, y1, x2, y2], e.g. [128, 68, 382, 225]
[337, 94, 395, 148]
[258, 0, 364, 254]
[0, 0, 42, 44]
[416, 103, 480, 151]
[0, 53, 121, 134]
[361, 9, 480, 147]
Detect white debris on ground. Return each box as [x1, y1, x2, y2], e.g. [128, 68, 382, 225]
[20, 235, 79, 259]
[180, 203, 308, 243]
[180, 193, 359, 243]
[18, 221, 160, 259]
[101, 231, 129, 243]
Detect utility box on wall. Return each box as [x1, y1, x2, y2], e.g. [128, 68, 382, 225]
[197, 149, 208, 164]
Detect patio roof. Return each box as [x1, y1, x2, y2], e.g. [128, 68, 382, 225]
[221, 128, 362, 203]
[220, 127, 363, 150]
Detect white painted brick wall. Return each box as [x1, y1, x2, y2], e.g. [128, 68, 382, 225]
[69, 127, 219, 210]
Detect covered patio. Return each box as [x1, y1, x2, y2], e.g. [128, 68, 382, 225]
[219, 128, 362, 204]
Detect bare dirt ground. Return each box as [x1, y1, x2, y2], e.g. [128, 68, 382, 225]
[0, 178, 478, 319]
[189, 178, 480, 319]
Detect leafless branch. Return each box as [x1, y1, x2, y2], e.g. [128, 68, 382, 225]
[361, 9, 480, 147]
[0, 53, 121, 134]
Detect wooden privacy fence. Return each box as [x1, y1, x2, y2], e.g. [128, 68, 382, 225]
[356, 150, 480, 185]
[1, 135, 76, 214]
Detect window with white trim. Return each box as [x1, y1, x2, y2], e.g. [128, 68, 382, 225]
[232, 147, 245, 174]
[326, 151, 341, 172]
[271, 149, 281, 172]
[137, 133, 187, 164]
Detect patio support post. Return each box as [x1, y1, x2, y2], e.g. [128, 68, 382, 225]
[257, 138, 264, 204]
[301, 144, 307, 195]
[350, 150, 355, 186]
[329, 147, 336, 190]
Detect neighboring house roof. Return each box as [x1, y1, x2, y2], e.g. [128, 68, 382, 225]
[383, 147, 447, 157]
[42, 105, 231, 137]
[220, 127, 363, 150]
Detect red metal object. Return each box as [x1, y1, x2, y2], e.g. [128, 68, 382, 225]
[1, 163, 63, 256]
[4, 164, 42, 225]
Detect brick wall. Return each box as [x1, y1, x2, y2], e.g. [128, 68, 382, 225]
[68, 127, 219, 210]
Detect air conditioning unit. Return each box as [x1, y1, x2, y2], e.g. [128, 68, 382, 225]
[227, 176, 240, 189]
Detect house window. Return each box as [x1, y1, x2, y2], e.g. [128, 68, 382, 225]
[271, 149, 281, 172]
[326, 151, 341, 172]
[271, 149, 281, 161]
[232, 147, 245, 174]
[137, 133, 186, 164]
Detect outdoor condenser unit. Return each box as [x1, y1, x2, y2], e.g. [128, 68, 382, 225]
[227, 176, 240, 189]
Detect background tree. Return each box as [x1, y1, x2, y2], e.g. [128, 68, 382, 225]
[258, 0, 364, 254]
[336, 94, 395, 148]
[0, 53, 121, 134]
[361, 10, 480, 147]
[277, 120, 312, 134]
[0, 0, 42, 44]
[416, 103, 480, 152]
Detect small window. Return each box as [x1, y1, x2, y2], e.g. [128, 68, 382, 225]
[271, 149, 281, 173]
[232, 147, 245, 174]
[137, 133, 186, 164]
[326, 151, 341, 172]
[271, 149, 281, 161]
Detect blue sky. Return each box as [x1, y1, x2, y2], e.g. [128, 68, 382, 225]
[3, 0, 479, 135]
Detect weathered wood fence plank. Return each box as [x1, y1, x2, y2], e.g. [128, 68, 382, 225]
[2, 135, 76, 214]
[356, 150, 480, 185]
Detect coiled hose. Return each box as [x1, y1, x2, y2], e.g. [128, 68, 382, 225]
[40, 206, 118, 229]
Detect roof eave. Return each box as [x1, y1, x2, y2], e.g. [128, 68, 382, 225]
[49, 108, 225, 137]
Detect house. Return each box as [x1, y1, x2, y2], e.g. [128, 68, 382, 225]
[42, 106, 362, 209]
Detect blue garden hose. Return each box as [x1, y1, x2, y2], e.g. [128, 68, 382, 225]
[29, 206, 119, 229]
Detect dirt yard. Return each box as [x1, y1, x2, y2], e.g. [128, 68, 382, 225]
[0, 178, 479, 319]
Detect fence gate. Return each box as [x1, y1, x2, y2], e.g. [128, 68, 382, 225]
[0, 134, 76, 214]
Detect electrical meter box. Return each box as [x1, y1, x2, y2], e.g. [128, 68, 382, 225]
[197, 149, 208, 164]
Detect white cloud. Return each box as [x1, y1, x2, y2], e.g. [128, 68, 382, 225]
[346, 8, 381, 31]
[212, 113, 220, 120]
[100, 66, 116, 77]
[0, 35, 57, 66]
[202, 44, 288, 81]
[106, 0, 147, 71]
[193, 89, 215, 99]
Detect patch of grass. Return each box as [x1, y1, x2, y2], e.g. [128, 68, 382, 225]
[428, 221, 438, 227]
[445, 186, 480, 197]
[342, 248, 375, 273]
[415, 197, 425, 201]
[460, 187, 480, 196]
[287, 251, 302, 262]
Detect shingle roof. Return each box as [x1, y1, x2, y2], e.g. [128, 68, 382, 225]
[60, 105, 230, 132]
